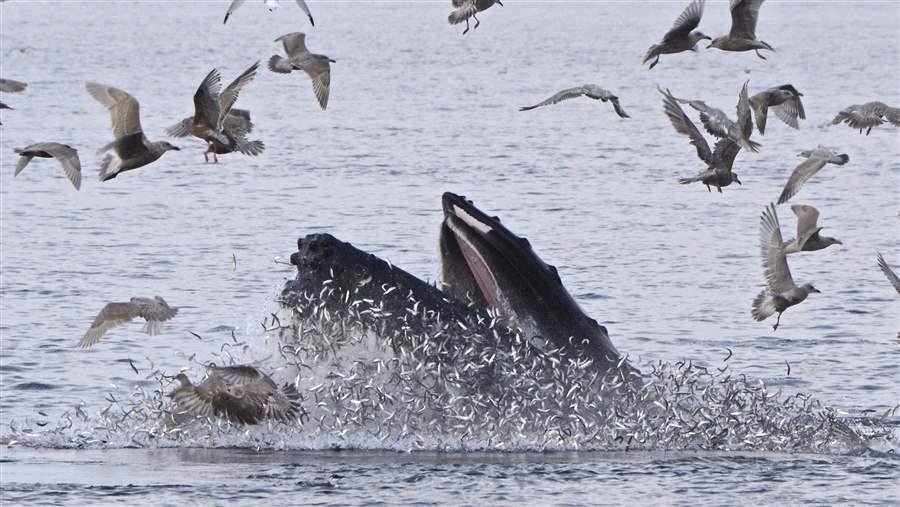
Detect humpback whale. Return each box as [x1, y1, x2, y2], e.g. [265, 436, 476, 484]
[282, 192, 637, 380]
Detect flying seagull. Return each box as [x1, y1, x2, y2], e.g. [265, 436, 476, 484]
[668, 81, 760, 153]
[644, 0, 710, 69]
[782, 204, 842, 254]
[752, 203, 820, 331]
[80, 296, 178, 348]
[86, 83, 180, 181]
[750, 84, 805, 134]
[13, 142, 82, 190]
[0, 78, 27, 93]
[659, 86, 742, 192]
[448, 0, 503, 35]
[268, 32, 334, 110]
[776, 146, 849, 204]
[877, 253, 900, 295]
[708, 0, 774, 60]
[165, 61, 263, 162]
[520, 85, 629, 118]
[224, 0, 314, 26]
[169, 365, 301, 425]
[831, 101, 900, 135]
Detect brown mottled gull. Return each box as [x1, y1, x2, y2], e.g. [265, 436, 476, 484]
[782, 204, 841, 254]
[80, 296, 178, 348]
[659, 86, 742, 192]
[776, 146, 849, 204]
[165, 62, 263, 162]
[449, 0, 502, 35]
[752, 203, 820, 331]
[224, 0, 314, 26]
[268, 32, 334, 110]
[708, 0, 774, 59]
[169, 365, 301, 425]
[750, 84, 805, 134]
[14, 142, 82, 190]
[86, 83, 180, 181]
[644, 0, 710, 69]
[520, 85, 629, 118]
[831, 101, 900, 135]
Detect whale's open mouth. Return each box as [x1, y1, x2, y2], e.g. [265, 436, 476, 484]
[439, 192, 622, 365]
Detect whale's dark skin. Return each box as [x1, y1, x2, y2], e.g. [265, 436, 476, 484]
[282, 192, 637, 378]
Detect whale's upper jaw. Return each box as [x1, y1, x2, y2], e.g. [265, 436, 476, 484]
[439, 192, 623, 365]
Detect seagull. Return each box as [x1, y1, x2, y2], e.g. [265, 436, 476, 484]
[268, 32, 334, 110]
[776, 146, 849, 204]
[752, 203, 820, 331]
[520, 85, 629, 118]
[80, 296, 178, 348]
[708, 0, 774, 60]
[0, 78, 26, 122]
[659, 86, 742, 192]
[449, 0, 503, 35]
[86, 83, 180, 181]
[0, 78, 27, 93]
[750, 84, 805, 134]
[223, 0, 314, 26]
[668, 81, 760, 153]
[13, 142, 82, 190]
[644, 0, 711, 69]
[169, 365, 301, 425]
[831, 101, 900, 135]
[877, 253, 900, 295]
[782, 204, 842, 254]
[165, 62, 262, 163]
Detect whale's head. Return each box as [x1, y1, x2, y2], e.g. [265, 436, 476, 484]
[439, 192, 629, 371]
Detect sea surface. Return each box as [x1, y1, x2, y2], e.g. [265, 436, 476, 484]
[1, 1, 898, 505]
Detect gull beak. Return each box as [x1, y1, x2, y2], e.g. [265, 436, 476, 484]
[811, 288, 822, 293]
[835, 239, 843, 245]
[172, 146, 181, 151]
[496, 0, 503, 5]
[735, 178, 742, 185]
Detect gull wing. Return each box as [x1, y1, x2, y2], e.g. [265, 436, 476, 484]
[302, 58, 331, 110]
[276, 32, 308, 57]
[192, 69, 223, 130]
[659, 86, 712, 164]
[165, 117, 195, 138]
[217, 61, 259, 128]
[729, 0, 765, 40]
[663, 0, 705, 42]
[777, 155, 828, 204]
[223, 0, 247, 24]
[759, 203, 795, 293]
[41, 142, 82, 190]
[520, 87, 586, 112]
[877, 253, 900, 295]
[736, 80, 754, 140]
[80, 302, 140, 348]
[86, 83, 144, 139]
[294, 0, 315, 26]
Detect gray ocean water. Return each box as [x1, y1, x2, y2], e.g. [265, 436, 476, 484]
[1, 1, 899, 505]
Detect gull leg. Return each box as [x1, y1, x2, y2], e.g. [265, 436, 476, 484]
[649, 56, 659, 69]
[755, 49, 767, 60]
[717, 185, 723, 193]
[773, 312, 782, 331]
[473, 13, 480, 30]
[213, 151, 219, 164]
[705, 184, 711, 192]
[462, 19, 470, 35]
